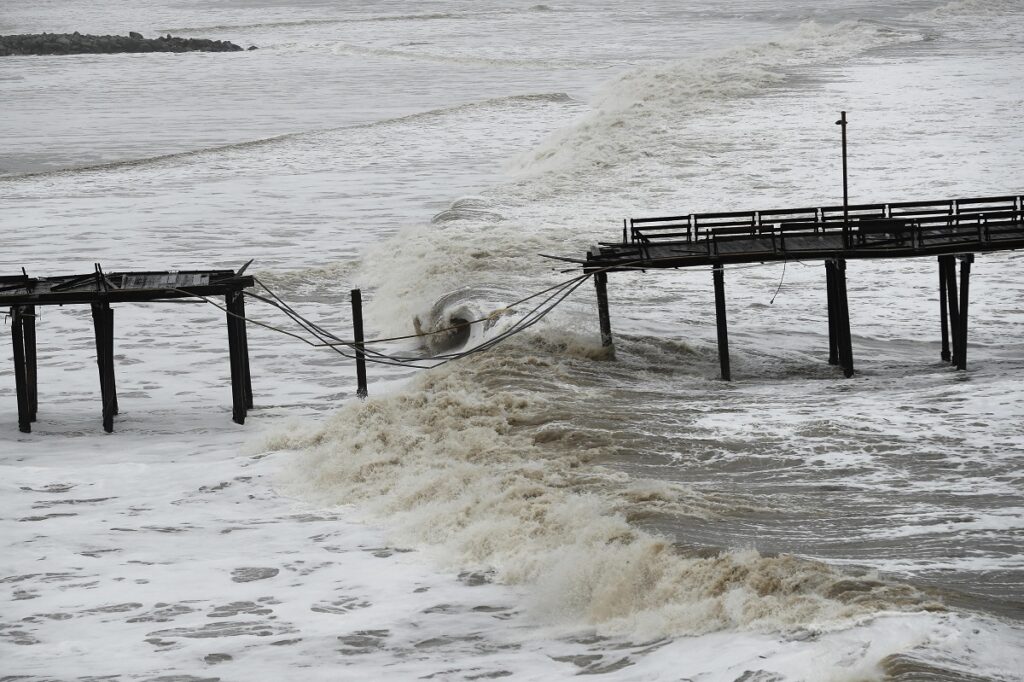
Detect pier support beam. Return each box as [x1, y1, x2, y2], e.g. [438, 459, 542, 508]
[938, 256, 951, 362]
[236, 293, 253, 410]
[943, 255, 960, 365]
[825, 260, 839, 365]
[956, 254, 973, 371]
[351, 289, 368, 399]
[713, 264, 731, 381]
[11, 306, 31, 433]
[24, 305, 37, 421]
[225, 291, 250, 425]
[91, 301, 117, 433]
[828, 258, 854, 378]
[594, 272, 615, 358]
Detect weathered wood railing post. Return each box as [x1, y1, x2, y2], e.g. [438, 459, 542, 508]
[351, 289, 368, 398]
[957, 254, 974, 371]
[712, 264, 731, 381]
[938, 256, 951, 362]
[593, 272, 615, 358]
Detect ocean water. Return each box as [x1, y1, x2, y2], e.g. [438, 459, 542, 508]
[1, 0, 1023, 680]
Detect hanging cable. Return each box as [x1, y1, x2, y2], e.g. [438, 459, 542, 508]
[770, 259, 787, 305]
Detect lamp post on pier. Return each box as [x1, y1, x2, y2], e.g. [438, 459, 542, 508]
[836, 111, 849, 244]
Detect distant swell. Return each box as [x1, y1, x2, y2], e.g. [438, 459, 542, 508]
[163, 6, 559, 35]
[0, 93, 574, 181]
[329, 42, 596, 69]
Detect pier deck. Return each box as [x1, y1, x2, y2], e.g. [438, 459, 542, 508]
[585, 195, 1024, 271]
[579, 194, 1024, 380]
[2, 266, 254, 433]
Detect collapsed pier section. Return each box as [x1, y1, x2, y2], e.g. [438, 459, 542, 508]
[2, 266, 254, 433]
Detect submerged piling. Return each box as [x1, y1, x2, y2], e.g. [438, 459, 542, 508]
[594, 272, 615, 358]
[713, 264, 731, 381]
[351, 289, 368, 398]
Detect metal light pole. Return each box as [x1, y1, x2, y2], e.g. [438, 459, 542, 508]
[836, 111, 849, 244]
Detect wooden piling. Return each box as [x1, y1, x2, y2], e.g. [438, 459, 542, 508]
[957, 254, 973, 370]
[23, 304, 37, 421]
[943, 256, 960, 365]
[938, 256, 951, 362]
[11, 306, 31, 433]
[713, 264, 731, 381]
[834, 258, 854, 378]
[226, 292, 247, 425]
[91, 301, 116, 432]
[825, 260, 839, 365]
[351, 289, 368, 399]
[236, 293, 253, 410]
[594, 272, 615, 358]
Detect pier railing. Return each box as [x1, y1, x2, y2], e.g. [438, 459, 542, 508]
[626, 195, 1023, 256]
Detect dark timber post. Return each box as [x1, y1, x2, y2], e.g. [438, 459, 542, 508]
[23, 304, 37, 421]
[713, 264, 731, 381]
[957, 254, 973, 371]
[825, 260, 839, 365]
[351, 289, 368, 399]
[594, 272, 615, 358]
[938, 256, 951, 362]
[226, 291, 247, 424]
[943, 256, 960, 365]
[236, 293, 253, 410]
[91, 301, 116, 432]
[11, 306, 31, 433]
[832, 258, 854, 378]
[106, 305, 118, 416]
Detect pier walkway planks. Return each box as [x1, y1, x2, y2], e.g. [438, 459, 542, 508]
[2, 266, 254, 433]
[578, 194, 1024, 380]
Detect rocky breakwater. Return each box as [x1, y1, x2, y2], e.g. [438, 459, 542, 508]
[0, 32, 252, 56]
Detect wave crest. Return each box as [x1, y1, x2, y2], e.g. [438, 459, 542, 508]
[508, 20, 921, 179]
[275, 343, 931, 639]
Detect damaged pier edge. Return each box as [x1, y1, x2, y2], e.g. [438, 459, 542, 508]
[580, 190, 1006, 381]
[3, 265, 254, 433]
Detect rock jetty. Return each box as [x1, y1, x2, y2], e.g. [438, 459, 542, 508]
[0, 32, 251, 56]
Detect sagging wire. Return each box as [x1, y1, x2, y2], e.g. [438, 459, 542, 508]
[169, 288, 436, 369]
[172, 269, 594, 372]
[770, 259, 787, 305]
[256, 272, 590, 366]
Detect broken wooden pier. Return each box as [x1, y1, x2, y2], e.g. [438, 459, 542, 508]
[2, 265, 254, 433]
[579, 194, 1023, 379]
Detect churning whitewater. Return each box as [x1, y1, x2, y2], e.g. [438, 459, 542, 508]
[2, 0, 1022, 680]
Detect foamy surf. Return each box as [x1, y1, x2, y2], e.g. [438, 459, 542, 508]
[273, 336, 934, 641]
[4, 0, 1023, 680]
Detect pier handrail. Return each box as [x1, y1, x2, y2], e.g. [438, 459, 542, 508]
[628, 194, 1022, 246]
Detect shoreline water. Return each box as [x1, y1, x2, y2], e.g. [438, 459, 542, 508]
[2, 1, 1023, 679]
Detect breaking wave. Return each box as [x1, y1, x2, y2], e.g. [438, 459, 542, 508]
[273, 335, 933, 640]
[507, 20, 922, 179]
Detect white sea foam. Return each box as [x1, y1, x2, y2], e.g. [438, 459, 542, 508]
[4, 0, 1023, 679]
[275, 339, 932, 642]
